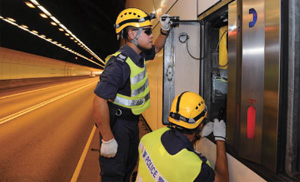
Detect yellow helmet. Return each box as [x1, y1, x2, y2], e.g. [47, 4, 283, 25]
[168, 92, 207, 130]
[115, 8, 153, 34]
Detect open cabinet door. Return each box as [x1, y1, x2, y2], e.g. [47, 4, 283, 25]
[162, 21, 201, 125]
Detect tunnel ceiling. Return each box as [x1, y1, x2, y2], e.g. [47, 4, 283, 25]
[0, 0, 126, 69]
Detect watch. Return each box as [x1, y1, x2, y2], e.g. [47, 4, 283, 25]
[160, 28, 169, 36]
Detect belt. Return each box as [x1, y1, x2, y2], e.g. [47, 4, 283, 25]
[108, 102, 140, 121]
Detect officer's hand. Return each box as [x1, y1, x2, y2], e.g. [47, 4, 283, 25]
[160, 14, 171, 31]
[213, 118, 226, 141]
[201, 122, 214, 137]
[100, 138, 118, 158]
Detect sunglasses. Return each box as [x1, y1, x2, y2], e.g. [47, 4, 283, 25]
[133, 27, 152, 35]
[142, 28, 152, 35]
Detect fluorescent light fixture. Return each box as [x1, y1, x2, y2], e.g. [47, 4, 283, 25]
[7, 17, 16, 22]
[65, 29, 73, 36]
[37, 6, 51, 17]
[59, 24, 67, 29]
[50, 16, 60, 24]
[21, 25, 29, 29]
[1, 0, 105, 67]
[25, 2, 35, 8]
[160, 0, 166, 8]
[156, 8, 162, 15]
[39, 13, 48, 18]
[30, 0, 40, 6]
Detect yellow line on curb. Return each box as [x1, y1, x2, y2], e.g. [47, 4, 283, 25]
[71, 126, 97, 182]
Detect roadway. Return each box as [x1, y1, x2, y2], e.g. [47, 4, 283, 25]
[0, 78, 100, 181]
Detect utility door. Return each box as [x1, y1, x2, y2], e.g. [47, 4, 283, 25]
[162, 21, 201, 124]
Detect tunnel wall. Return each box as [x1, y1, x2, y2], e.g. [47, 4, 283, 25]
[0, 47, 101, 89]
[0, 47, 100, 79]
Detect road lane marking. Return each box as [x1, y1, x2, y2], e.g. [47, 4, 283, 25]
[0, 79, 96, 100]
[0, 81, 96, 125]
[71, 126, 97, 182]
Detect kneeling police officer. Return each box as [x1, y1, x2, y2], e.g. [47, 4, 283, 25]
[137, 91, 229, 182]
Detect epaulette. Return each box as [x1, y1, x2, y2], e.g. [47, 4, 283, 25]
[115, 53, 127, 63]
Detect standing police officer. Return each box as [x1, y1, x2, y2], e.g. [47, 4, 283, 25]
[93, 8, 171, 182]
[137, 91, 229, 182]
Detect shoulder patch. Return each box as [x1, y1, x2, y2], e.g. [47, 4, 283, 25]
[116, 53, 127, 63]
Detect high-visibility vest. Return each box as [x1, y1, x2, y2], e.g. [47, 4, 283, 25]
[105, 52, 150, 115]
[137, 127, 212, 182]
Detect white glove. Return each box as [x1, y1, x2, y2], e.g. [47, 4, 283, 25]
[100, 138, 118, 158]
[160, 14, 171, 31]
[201, 122, 214, 137]
[213, 118, 226, 141]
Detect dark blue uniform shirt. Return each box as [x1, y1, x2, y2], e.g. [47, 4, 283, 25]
[94, 44, 155, 100]
[161, 129, 215, 181]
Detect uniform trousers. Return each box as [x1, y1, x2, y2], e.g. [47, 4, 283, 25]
[99, 117, 139, 182]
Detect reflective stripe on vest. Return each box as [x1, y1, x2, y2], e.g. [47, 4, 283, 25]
[106, 52, 150, 115]
[138, 127, 212, 182]
[131, 68, 146, 84]
[114, 92, 150, 108]
[132, 79, 149, 97]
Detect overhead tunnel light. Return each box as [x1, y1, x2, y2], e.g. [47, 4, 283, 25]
[39, 13, 48, 19]
[31, 0, 104, 67]
[1, 0, 105, 68]
[37, 6, 51, 17]
[59, 24, 67, 30]
[7, 17, 16, 22]
[0, 16, 103, 67]
[50, 21, 57, 26]
[21, 25, 29, 29]
[50, 16, 60, 24]
[27, 0, 105, 66]
[25, 2, 35, 8]
[30, 0, 40, 6]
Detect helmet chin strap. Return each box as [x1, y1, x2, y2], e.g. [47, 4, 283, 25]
[131, 28, 147, 52]
[192, 126, 202, 144]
